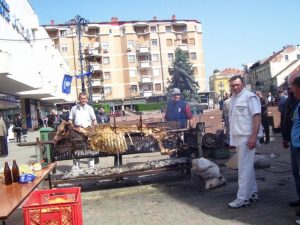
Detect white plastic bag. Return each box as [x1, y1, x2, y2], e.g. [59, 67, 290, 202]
[191, 157, 226, 190]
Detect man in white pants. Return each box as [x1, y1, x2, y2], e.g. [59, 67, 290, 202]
[228, 75, 262, 208]
[69, 92, 97, 169]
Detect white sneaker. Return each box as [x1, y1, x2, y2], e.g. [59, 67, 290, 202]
[228, 198, 249, 208]
[296, 219, 300, 225]
[249, 193, 259, 202]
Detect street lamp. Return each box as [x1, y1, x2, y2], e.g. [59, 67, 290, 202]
[66, 15, 89, 93]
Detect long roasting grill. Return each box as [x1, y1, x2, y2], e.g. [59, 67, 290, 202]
[52, 121, 183, 161]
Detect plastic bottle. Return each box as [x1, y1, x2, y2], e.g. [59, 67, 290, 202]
[4, 162, 12, 185]
[12, 160, 20, 183]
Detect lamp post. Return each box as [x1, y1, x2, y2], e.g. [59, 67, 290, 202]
[67, 15, 89, 93]
[85, 53, 94, 104]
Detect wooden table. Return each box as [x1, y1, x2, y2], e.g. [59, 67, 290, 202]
[0, 162, 56, 225]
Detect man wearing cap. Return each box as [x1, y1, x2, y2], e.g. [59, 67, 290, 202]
[165, 88, 193, 128]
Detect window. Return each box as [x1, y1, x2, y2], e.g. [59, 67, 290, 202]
[102, 42, 109, 50]
[285, 55, 289, 61]
[150, 26, 156, 33]
[168, 53, 174, 61]
[190, 52, 197, 60]
[182, 39, 188, 44]
[298, 54, 300, 60]
[130, 85, 138, 92]
[104, 87, 112, 94]
[127, 40, 134, 49]
[60, 30, 67, 37]
[151, 39, 158, 46]
[121, 28, 126, 35]
[189, 38, 195, 46]
[103, 57, 110, 64]
[104, 72, 111, 80]
[152, 54, 159, 62]
[129, 70, 136, 77]
[165, 26, 171, 33]
[193, 67, 198, 74]
[153, 68, 160, 77]
[155, 83, 162, 91]
[166, 39, 173, 46]
[61, 45, 68, 52]
[128, 55, 136, 63]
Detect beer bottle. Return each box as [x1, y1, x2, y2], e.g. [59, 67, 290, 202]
[12, 160, 20, 183]
[4, 162, 12, 185]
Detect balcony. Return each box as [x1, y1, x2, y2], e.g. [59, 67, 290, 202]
[93, 93, 105, 101]
[138, 61, 151, 68]
[140, 76, 153, 83]
[178, 44, 188, 51]
[91, 79, 103, 87]
[136, 46, 150, 55]
[141, 90, 153, 97]
[0, 51, 11, 74]
[90, 62, 102, 71]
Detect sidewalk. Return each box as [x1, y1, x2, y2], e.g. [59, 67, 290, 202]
[1, 130, 299, 225]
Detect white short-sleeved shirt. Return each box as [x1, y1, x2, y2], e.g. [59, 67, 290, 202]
[69, 104, 96, 128]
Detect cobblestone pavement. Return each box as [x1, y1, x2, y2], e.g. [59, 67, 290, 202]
[1, 130, 299, 225]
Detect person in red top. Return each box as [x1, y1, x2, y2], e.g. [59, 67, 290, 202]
[165, 88, 193, 128]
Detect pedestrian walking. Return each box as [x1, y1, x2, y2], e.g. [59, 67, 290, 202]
[228, 75, 263, 208]
[0, 113, 7, 157]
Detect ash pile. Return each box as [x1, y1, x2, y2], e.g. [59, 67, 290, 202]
[62, 157, 191, 179]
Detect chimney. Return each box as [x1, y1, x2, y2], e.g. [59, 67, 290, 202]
[172, 14, 176, 20]
[153, 16, 157, 21]
[50, 20, 55, 25]
[111, 17, 119, 23]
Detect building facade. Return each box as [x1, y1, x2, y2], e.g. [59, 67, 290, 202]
[0, 0, 73, 128]
[44, 15, 205, 110]
[247, 45, 300, 95]
[209, 68, 244, 101]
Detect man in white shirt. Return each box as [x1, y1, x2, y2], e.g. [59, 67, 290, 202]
[228, 75, 262, 208]
[69, 92, 97, 169]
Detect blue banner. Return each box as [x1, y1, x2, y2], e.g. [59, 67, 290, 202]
[62, 74, 72, 94]
[75, 72, 92, 79]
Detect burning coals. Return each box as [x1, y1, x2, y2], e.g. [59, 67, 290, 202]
[62, 157, 191, 179]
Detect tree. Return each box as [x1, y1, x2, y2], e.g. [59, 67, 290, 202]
[167, 48, 199, 100]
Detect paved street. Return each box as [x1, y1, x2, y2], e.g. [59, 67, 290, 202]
[1, 129, 299, 225]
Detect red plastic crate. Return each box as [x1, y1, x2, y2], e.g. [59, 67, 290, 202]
[23, 187, 83, 225]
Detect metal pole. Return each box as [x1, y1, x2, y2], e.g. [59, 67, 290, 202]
[67, 15, 89, 94]
[76, 16, 85, 93]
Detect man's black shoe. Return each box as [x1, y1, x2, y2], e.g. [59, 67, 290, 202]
[264, 141, 270, 144]
[295, 211, 300, 216]
[290, 200, 300, 207]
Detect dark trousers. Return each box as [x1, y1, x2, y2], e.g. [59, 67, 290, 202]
[0, 136, 7, 156]
[261, 117, 270, 142]
[291, 145, 300, 200]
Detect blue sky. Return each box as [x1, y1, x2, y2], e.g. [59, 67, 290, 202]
[29, 0, 300, 84]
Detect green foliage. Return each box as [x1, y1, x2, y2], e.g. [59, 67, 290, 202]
[92, 103, 110, 113]
[136, 102, 166, 111]
[167, 48, 199, 101]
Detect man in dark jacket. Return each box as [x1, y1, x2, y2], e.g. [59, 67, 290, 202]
[282, 87, 300, 206]
[165, 88, 193, 128]
[256, 91, 270, 144]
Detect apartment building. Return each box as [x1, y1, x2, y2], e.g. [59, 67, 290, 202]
[44, 15, 205, 109]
